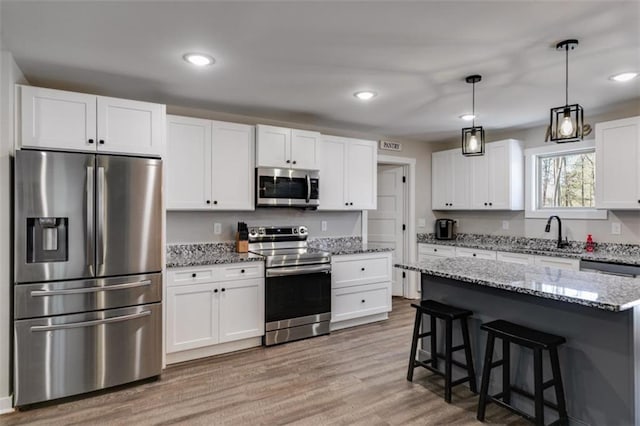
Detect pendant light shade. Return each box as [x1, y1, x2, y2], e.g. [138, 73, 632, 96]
[550, 39, 584, 143]
[462, 75, 485, 156]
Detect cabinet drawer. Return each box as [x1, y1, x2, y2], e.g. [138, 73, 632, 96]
[418, 244, 456, 258]
[332, 254, 391, 288]
[496, 251, 535, 265]
[332, 282, 391, 323]
[455, 247, 497, 260]
[168, 267, 215, 286]
[534, 256, 580, 271]
[217, 263, 263, 281]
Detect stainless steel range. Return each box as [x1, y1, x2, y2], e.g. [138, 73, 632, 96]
[249, 225, 331, 346]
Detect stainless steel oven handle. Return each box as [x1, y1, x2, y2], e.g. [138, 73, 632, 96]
[30, 280, 152, 297]
[266, 264, 331, 277]
[306, 174, 311, 203]
[30, 310, 152, 332]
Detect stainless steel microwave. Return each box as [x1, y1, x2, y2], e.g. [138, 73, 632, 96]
[256, 167, 320, 207]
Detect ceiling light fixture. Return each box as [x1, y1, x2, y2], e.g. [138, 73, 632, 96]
[354, 91, 377, 101]
[610, 72, 638, 82]
[461, 75, 485, 156]
[183, 53, 215, 66]
[549, 39, 583, 143]
[459, 114, 476, 121]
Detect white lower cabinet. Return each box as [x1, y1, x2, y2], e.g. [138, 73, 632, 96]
[533, 256, 580, 271]
[496, 251, 535, 265]
[418, 243, 456, 261]
[455, 247, 497, 260]
[166, 263, 264, 362]
[331, 252, 392, 330]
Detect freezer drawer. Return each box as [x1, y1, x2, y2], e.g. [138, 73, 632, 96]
[14, 273, 162, 319]
[14, 303, 162, 406]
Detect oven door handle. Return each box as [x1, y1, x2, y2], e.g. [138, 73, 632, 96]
[305, 174, 311, 204]
[266, 264, 331, 277]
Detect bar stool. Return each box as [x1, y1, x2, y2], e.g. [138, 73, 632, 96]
[477, 319, 569, 426]
[407, 299, 477, 403]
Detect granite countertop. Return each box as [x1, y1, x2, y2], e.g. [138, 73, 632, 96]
[396, 257, 640, 312]
[417, 233, 640, 266]
[166, 243, 264, 268]
[308, 237, 394, 256]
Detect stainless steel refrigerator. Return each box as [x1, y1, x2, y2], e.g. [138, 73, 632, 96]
[13, 150, 163, 406]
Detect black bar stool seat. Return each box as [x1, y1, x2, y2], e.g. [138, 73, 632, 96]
[407, 299, 477, 403]
[477, 319, 569, 426]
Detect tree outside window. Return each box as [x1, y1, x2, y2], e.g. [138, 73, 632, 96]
[538, 150, 595, 208]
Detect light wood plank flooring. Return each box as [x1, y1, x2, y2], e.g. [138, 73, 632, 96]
[1, 298, 524, 425]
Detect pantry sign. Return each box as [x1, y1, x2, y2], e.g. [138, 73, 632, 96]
[379, 140, 402, 152]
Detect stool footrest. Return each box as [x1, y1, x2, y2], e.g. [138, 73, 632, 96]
[451, 344, 466, 352]
[434, 352, 470, 370]
[511, 385, 559, 411]
[490, 360, 504, 369]
[451, 376, 473, 387]
[417, 331, 432, 339]
[543, 379, 556, 390]
[488, 396, 536, 423]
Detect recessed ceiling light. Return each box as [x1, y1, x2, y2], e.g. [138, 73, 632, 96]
[610, 72, 638, 82]
[459, 114, 476, 121]
[354, 91, 377, 101]
[183, 53, 215, 66]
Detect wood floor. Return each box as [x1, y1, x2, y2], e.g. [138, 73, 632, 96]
[1, 298, 525, 426]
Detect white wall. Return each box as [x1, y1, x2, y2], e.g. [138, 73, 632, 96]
[0, 49, 26, 413]
[431, 99, 640, 244]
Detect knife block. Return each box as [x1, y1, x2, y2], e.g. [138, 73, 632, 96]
[236, 233, 248, 253]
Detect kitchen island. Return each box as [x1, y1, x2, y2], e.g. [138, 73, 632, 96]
[396, 257, 640, 425]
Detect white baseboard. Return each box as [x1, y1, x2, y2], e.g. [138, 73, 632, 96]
[166, 337, 262, 365]
[330, 312, 389, 331]
[0, 395, 14, 415]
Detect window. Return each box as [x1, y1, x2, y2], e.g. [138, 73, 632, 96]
[525, 140, 607, 219]
[538, 150, 595, 208]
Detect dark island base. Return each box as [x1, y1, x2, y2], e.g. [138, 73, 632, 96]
[420, 274, 639, 426]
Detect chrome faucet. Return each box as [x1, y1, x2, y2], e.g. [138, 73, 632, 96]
[545, 215, 569, 249]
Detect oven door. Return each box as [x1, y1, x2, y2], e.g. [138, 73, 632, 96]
[265, 265, 330, 323]
[256, 168, 319, 207]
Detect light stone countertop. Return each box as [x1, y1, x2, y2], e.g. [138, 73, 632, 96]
[396, 257, 640, 312]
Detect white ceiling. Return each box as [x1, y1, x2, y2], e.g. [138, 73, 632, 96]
[1, 1, 639, 142]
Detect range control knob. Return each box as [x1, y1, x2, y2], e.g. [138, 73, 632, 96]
[298, 226, 308, 235]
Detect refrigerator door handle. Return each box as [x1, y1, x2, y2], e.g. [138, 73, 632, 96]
[86, 166, 94, 269]
[30, 280, 152, 297]
[97, 167, 105, 267]
[29, 310, 152, 332]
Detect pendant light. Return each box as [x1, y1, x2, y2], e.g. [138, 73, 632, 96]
[549, 39, 583, 143]
[461, 75, 484, 156]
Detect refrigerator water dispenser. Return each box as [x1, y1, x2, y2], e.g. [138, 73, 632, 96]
[27, 217, 68, 263]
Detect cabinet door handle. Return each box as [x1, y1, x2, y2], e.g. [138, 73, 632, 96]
[206, 200, 211, 204]
[361, 267, 365, 271]
[286, 160, 291, 164]
[345, 202, 349, 206]
[192, 273, 196, 278]
[99, 139, 105, 145]
[361, 299, 365, 303]
[350, 202, 353, 206]
[472, 253, 476, 257]
[484, 202, 487, 206]
[434, 249, 438, 252]
[88, 139, 94, 144]
[214, 288, 218, 293]
[213, 200, 218, 205]
[241, 269, 245, 273]
[292, 160, 297, 165]
[221, 288, 226, 292]
[489, 202, 493, 206]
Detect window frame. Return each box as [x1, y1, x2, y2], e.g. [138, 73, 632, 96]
[524, 140, 607, 219]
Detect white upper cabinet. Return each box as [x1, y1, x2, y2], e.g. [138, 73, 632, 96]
[20, 85, 97, 152]
[166, 115, 212, 209]
[18, 85, 164, 157]
[96, 96, 164, 157]
[433, 139, 523, 211]
[432, 150, 469, 210]
[256, 124, 321, 169]
[595, 116, 640, 209]
[319, 135, 377, 210]
[166, 115, 255, 211]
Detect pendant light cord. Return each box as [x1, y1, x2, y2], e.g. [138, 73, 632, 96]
[565, 44, 569, 107]
[472, 81, 476, 127]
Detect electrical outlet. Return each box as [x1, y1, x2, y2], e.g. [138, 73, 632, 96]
[454, 219, 460, 227]
[321, 220, 327, 232]
[502, 220, 509, 230]
[214, 223, 222, 235]
[611, 222, 621, 235]
[418, 218, 426, 228]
